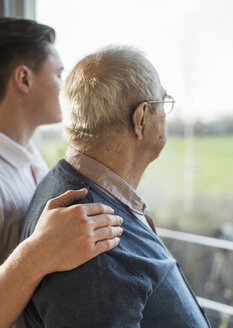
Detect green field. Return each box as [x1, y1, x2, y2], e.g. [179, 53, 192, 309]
[141, 135, 233, 194]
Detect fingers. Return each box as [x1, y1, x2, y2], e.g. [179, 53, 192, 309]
[48, 194, 115, 219]
[95, 237, 121, 255]
[94, 226, 123, 243]
[91, 214, 123, 229]
[81, 202, 115, 216]
[47, 189, 88, 209]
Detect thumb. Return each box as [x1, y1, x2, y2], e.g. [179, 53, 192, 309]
[47, 189, 88, 209]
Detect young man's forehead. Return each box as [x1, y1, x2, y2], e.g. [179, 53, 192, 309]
[45, 44, 63, 69]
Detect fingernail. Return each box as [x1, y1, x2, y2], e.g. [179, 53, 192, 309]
[79, 188, 87, 193]
[119, 216, 123, 224]
[119, 227, 123, 235]
[107, 206, 114, 213]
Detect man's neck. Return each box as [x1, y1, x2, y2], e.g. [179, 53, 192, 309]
[72, 140, 149, 190]
[0, 101, 35, 147]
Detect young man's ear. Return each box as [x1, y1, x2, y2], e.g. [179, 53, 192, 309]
[13, 65, 32, 94]
[132, 102, 148, 141]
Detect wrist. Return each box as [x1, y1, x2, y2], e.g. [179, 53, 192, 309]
[15, 235, 49, 284]
[0, 236, 49, 328]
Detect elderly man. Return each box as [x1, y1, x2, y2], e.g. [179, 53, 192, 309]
[22, 46, 210, 327]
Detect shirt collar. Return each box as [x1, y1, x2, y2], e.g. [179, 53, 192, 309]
[65, 146, 147, 215]
[0, 132, 38, 168]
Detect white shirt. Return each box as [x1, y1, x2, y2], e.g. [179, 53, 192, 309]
[0, 133, 48, 328]
[0, 132, 48, 264]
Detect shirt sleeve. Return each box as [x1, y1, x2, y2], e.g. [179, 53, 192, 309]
[0, 184, 11, 264]
[24, 250, 149, 328]
[0, 196, 3, 264]
[0, 182, 20, 264]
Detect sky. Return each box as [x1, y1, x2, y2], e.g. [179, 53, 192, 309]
[37, 0, 233, 122]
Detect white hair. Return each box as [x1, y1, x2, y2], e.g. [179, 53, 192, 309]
[62, 45, 163, 144]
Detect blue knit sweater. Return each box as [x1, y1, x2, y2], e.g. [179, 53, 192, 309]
[21, 159, 210, 328]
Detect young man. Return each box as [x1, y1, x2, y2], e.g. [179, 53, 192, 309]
[0, 18, 123, 328]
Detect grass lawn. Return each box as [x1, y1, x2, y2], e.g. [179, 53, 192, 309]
[140, 135, 233, 194]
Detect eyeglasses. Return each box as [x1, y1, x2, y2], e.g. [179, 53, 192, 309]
[144, 94, 175, 115]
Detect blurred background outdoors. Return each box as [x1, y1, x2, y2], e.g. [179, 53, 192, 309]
[24, 0, 233, 326]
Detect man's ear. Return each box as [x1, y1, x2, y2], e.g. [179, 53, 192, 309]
[13, 65, 32, 94]
[132, 102, 148, 141]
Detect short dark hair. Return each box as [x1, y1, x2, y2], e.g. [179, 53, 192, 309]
[0, 17, 56, 101]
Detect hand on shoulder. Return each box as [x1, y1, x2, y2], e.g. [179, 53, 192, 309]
[30, 189, 123, 275]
